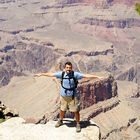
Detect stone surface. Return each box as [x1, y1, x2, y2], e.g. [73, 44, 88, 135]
[0, 117, 100, 140]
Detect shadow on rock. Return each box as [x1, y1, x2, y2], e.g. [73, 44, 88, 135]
[64, 119, 99, 128]
[63, 119, 101, 139]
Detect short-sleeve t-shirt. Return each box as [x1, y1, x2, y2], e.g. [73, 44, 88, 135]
[54, 71, 84, 97]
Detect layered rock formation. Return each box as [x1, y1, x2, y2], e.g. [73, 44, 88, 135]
[0, 41, 60, 86]
[78, 75, 117, 109]
[0, 0, 140, 86]
[79, 18, 140, 28]
[116, 64, 140, 84]
[0, 37, 113, 86]
[93, 81, 140, 139]
[0, 0, 15, 4]
[54, 0, 139, 6]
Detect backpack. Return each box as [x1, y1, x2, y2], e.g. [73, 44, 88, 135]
[61, 71, 78, 97]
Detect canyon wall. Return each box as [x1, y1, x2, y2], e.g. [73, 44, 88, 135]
[78, 76, 117, 109]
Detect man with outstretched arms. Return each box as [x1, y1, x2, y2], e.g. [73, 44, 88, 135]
[35, 61, 103, 132]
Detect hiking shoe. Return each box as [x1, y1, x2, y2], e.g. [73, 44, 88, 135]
[76, 123, 81, 133]
[55, 120, 63, 128]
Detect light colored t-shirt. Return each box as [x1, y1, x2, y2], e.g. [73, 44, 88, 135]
[54, 71, 84, 97]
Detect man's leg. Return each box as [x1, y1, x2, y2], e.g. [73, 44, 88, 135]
[74, 111, 81, 132]
[55, 95, 67, 128]
[74, 111, 80, 123]
[59, 96, 67, 121]
[69, 96, 81, 132]
[60, 110, 65, 120]
[55, 110, 65, 128]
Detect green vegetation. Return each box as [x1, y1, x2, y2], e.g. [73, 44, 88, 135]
[135, 3, 140, 15]
[0, 118, 5, 123]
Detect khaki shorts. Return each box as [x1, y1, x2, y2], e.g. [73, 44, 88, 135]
[60, 96, 80, 112]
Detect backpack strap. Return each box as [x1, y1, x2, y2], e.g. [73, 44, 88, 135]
[61, 71, 65, 81]
[71, 71, 78, 88]
[61, 71, 65, 89]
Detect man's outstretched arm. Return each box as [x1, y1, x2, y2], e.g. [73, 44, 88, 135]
[34, 72, 55, 77]
[83, 74, 104, 80]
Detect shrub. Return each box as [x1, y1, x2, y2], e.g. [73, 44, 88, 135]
[135, 3, 140, 15]
[0, 118, 5, 123]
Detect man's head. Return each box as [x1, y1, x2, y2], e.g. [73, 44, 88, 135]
[64, 61, 73, 73]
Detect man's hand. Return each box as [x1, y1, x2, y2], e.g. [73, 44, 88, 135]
[34, 72, 55, 77]
[94, 76, 105, 83]
[98, 76, 104, 80]
[34, 73, 42, 77]
[83, 74, 105, 80]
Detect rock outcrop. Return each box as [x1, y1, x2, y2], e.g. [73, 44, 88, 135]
[80, 97, 119, 120]
[0, 101, 18, 119]
[78, 75, 117, 109]
[116, 64, 140, 84]
[0, 117, 100, 140]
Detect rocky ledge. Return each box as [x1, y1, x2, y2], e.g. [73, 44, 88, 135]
[0, 117, 100, 140]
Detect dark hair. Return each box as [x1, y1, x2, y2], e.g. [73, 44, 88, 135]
[65, 61, 72, 67]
